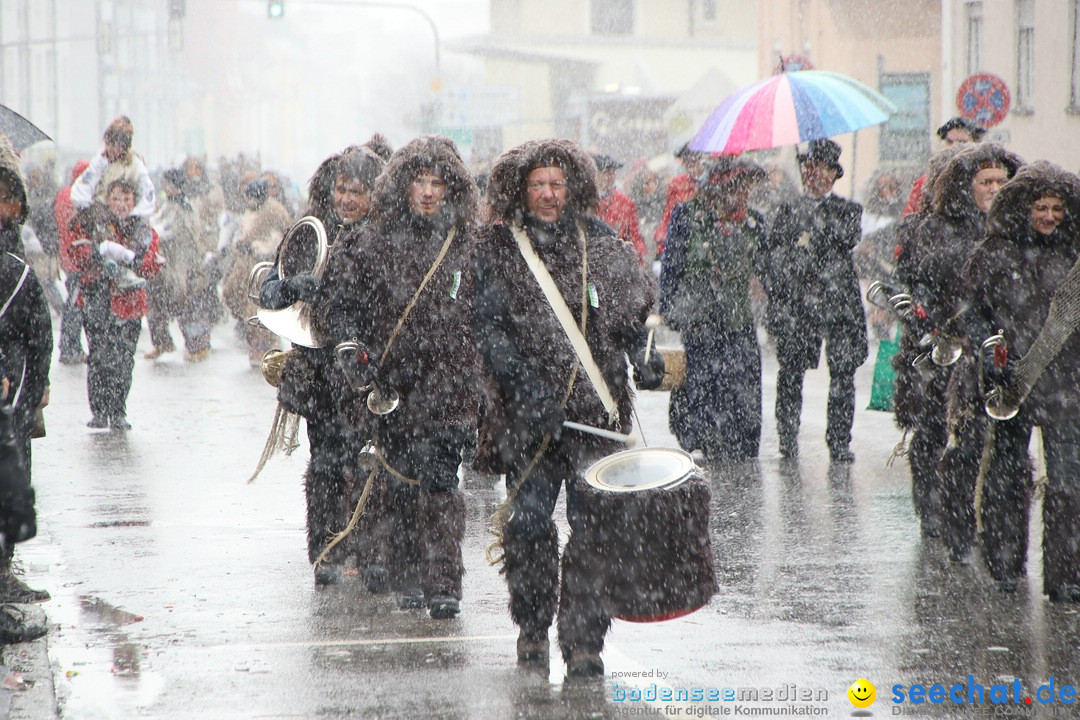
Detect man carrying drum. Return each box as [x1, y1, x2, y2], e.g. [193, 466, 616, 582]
[472, 139, 665, 677]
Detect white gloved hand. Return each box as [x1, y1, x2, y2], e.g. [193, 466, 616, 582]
[98, 240, 136, 265]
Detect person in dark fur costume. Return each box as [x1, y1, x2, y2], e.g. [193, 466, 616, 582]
[472, 138, 667, 677]
[318, 135, 480, 619]
[892, 143, 1023, 554]
[962, 161, 1080, 600]
[258, 141, 387, 588]
[760, 139, 865, 462]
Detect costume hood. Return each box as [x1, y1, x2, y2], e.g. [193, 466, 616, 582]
[487, 138, 598, 225]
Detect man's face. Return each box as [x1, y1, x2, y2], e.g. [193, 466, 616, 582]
[972, 166, 1008, 214]
[333, 176, 372, 224]
[525, 166, 568, 223]
[800, 160, 839, 198]
[108, 188, 136, 219]
[943, 128, 975, 146]
[408, 170, 448, 217]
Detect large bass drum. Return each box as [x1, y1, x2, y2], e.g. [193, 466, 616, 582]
[566, 448, 717, 622]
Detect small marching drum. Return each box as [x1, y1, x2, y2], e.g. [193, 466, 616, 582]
[655, 347, 686, 391]
[568, 448, 717, 622]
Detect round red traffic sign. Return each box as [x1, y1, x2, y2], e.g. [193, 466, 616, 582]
[956, 73, 1011, 127]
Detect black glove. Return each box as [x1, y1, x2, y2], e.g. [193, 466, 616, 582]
[0, 406, 35, 547]
[631, 347, 666, 391]
[283, 273, 319, 304]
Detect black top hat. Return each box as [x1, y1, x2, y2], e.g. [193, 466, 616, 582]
[936, 116, 986, 142]
[704, 156, 767, 188]
[796, 139, 844, 179]
[592, 153, 623, 171]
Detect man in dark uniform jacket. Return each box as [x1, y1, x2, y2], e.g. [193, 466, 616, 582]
[762, 139, 867, 462]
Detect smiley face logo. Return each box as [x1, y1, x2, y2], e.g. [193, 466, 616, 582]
[847, 678, 876, 708]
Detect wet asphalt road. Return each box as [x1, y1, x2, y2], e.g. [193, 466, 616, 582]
[8, 322, 1080, 719]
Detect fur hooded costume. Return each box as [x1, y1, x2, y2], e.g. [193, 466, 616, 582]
[473, 138, 656, 472]
[318, 135, 481, 435]
[964, 160, 1080, 424]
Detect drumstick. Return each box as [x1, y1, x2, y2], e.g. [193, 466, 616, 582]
[644, 313, 662, 362]
[562, 421, 636, 447]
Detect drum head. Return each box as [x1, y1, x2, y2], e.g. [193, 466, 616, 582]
[584, 448, 696, 493]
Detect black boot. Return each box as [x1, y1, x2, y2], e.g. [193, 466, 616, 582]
[0, 605, 47, 644]
[503, 518, 559, 663]
[0, 554, 49, 604]
[419, 489, 466, 620]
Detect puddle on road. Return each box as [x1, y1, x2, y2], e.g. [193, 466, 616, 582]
[48, 592, 164, 717]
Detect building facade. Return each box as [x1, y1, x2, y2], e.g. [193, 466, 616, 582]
[945, 0, 1080, 172]
[452, 0, 759, 165]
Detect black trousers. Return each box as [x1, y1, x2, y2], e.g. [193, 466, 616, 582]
[58, 273, 86, 358]
[775, 328, 858, 456]
[501, 442, 590, 640]
[379, 428, 469, 596]
[980, 419, 1032, 584]
[303, 414, 359, 566]
[671, 325, 761, 460]
[1042, 419, 1080, 594]
[83, 286, 141, 421]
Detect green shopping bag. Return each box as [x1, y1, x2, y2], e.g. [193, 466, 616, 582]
[867, 325, 900, 411]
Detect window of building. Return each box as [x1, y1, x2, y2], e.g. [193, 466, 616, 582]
[1016, 0, 1035, 111]
[965, 1, 983, 76]
[591, 0, 634, 36]
[878, 72, 931, 164]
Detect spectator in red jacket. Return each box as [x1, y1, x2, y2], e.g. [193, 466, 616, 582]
[593, 154, 647, 265]
[55, 160, 90, 364]
[68, 179, 160, 430]
[655, 144, 707, 258]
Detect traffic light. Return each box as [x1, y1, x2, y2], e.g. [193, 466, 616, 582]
[267, 0, 284, 19]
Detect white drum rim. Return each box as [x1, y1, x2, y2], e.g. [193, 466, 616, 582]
[584, 447, 697, 493]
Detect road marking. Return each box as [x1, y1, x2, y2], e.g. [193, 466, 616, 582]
[202, 633, 517, 651]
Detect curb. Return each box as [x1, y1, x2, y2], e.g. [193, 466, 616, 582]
[1, 605, 58, 720]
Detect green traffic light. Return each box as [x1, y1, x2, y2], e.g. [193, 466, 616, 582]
[268, 1, 284, 18]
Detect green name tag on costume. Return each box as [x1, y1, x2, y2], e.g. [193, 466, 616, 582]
[449, 270, 461, 300]
[588, 282, 599, 308]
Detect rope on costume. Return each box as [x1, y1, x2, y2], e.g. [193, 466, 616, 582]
[374, 445, 418, 486]
[886, 429, 909, 467]
[973, 420, 996, 534]
[313, 465, 379, 569]
[247, 402, 301, 484]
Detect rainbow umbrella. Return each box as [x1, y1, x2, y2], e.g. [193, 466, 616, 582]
[688, 70, 896, 155]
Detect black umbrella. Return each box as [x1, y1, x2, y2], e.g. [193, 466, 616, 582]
[0, 104, 50, 151]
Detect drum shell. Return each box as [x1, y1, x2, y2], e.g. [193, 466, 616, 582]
[657, 347, 686, 391]
[568, 469, 716, 621]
